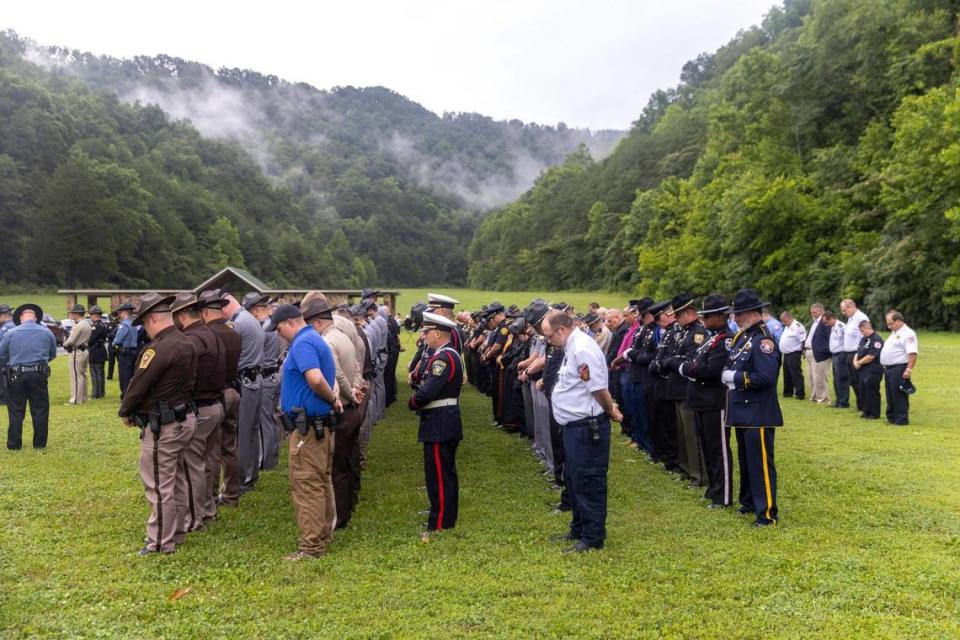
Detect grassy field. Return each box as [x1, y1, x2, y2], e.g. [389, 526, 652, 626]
[1, 291, 959, 638]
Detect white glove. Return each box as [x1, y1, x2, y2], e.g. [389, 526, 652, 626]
[721, 369, 735, 386]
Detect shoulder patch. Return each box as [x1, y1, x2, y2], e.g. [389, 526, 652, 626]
[500, 327, 509, 336]
[694, 333, 705, 345]
[724, 338, 733, 351]
[578, 363, 590, 381]
[139, 348, 156, 369]
[874, 340, 882, 349]
[759, 339, 775, 354]
[431, 359, 447, 376]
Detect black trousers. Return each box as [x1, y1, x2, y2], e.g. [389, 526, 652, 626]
[884, 364, 910, 425]
[423, 440, 459, 531]
[735, 427, 777, 525]
[118, 351, 138, 397]
[858, 364, 882, 418]
[832, 353, 850, 407]
[6, 371, 50, 449]
[385, 350, 399, 406]
[333, 405, 362, 528]
[643, 385, 660, 461]
[107, 344, 116, 380]
[846, 352, 862, 410]
[696, 409, 733, 506]
[781, 351, 804, 398]
[655, 397, 679, 471]
[548, 406, 570, 509]
[90, 361, 106, 398]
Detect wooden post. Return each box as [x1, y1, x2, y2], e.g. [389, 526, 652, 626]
[65, 293, 76, 314]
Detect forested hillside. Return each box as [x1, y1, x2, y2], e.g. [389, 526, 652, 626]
[0, 30, 621, 289]
[469, 0, 960, 328]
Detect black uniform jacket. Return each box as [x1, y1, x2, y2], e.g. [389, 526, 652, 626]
[409, 342, 463, 443]
[673, 328, 730, 411]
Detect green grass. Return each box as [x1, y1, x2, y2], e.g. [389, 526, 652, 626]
[0, 294, 71, 321]
[1, 298, 959, 638]
[396, 288, 628, 315]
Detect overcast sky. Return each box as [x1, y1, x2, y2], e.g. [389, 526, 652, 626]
[4, 0, 777, 130]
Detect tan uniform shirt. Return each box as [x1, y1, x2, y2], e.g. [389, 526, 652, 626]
[63, 318, 92, 350]
[334, 314, 366, 369]
[321, 325, 362, 404]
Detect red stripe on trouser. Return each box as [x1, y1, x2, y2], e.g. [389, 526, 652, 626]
[433, 443, 445, 530]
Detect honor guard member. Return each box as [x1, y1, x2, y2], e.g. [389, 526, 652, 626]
[663, 295, 733, 508]
[63, 304, 92, 405]
[852, 320, 884, 420]
[0, 303, 57, 450]
[87, 306, 109, 399]
[408, 312, 465, 534]
[543, 311, 622, 553]
[112, 302, 140, 396]
[880, 310, 918, 426]
[721, 289, 784, 527]
[647, 301, 681, 473]
[117, 293, 199, 555]
[268, 304, 339, 560]
[243, 292, 282, 471]
[0, 304, 15, 409]
[669, 293, 708, 487]
[385, 301, 402, 406]
[170, 292, 226, 533]
[482, 303, 509, 424]
[222, 293, 265, 493]
[198, 289, 243, 510]
[427, 293, 464, 351]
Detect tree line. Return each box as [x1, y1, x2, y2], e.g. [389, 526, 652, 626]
[468, 0, 960, 329]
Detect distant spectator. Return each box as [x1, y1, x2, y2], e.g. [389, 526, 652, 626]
[822, 311, 849, 408]
[762, 307, 783, 341]
[778, 310, 806, 400]
[804, 303, 832, 404]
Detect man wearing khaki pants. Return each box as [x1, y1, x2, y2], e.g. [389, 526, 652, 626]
[804, 303, 832, 404]
[63, 305, 92, 405]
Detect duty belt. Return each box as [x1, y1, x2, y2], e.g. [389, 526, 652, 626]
[261, 366, 278, 376]
[422, 398, 458, 410]
[12, 362, 48, 373]
[194, 398, 222, 408]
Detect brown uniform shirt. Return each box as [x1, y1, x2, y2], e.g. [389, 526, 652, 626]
[207, 318, 242, 386]
[183, 321, 227, 401]
[118, 326, 198, 418]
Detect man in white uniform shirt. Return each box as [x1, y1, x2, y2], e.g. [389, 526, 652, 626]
[840, 299, 869, 412]
[778, 311, 806, 400]
[822, 311, 849, 408]
[804, 303, 832, 404]
[543, 311, 622, 554]
[880, 310, 918, 425]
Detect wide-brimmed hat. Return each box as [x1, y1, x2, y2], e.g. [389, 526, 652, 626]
[699, 294, 731, 316]
[580, 311, 600, 325]
[89, 305, 103, 316]
[115, 301, 135, 313]
[241, 292, 271, 310]
[198, 289, 228, 310]
[648, 300, 673, 318]
[0, 304, 12, 315]
[301, 298, 338, 322]
[69, 304, 86, 315]
[132, 293, 175, 326]
[730, 289, 769, 314]
[671, 293, 696, 314]
[169, 292, 200, 315]
[13, 303, 43, 325]
[360, 288, 380, 300]
[524, 302, 550, 327]
[629, 297, 655, 314]
[486, 301, 505, 314]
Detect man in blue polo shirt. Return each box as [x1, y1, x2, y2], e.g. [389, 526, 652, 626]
[268, 304, 340, 560]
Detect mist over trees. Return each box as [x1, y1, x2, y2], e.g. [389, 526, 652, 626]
[0, 30, 622, 289]
[469, 0, 960, 329]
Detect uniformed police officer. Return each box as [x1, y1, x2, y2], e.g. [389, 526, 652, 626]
[542, 311, 622, 553]
[408, 312, 465, 535]
[117, 293, 199, 555]
[721, 289, 784, 527]
[648, 301, 681, 472]
[242, 292, 281, 471]
[63, 304, 92, 405]
[669, 293, 708, 487]
[0, 304, 57, 450]
[198, 289, 243, 510]
[853, 320, 884, 420]
[171, 292, 226, 534]
[0, 303, 14, 408]
[112, 302, 140, 396]
[664, 294, 733, 507]
[87, 306, 109, 399]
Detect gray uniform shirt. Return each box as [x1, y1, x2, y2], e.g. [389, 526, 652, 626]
[261, 319, 280, 369]
[231, 307, 265, 370]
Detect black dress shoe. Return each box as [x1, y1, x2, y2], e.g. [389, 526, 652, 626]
[563, 541, 600, 554]
[737, 506, 753, 515]
[753, 521, 776, 528]
[706, 503, 729, 510]
[549, 533, 577, 543]
[137, 547, 174, 557]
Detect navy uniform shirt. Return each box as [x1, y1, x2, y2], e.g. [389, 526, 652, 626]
[668, 320, 708, 400]
[675, 327, 730, 411]
[408, 341, 463, 443]
[856, 333, 884, 369]
[0, 320, 58, 367]
[726, 321, 783, 427]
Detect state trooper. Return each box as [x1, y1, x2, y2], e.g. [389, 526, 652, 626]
[117, 293, 198, 555]
[87, 306, 109, 399]
[0, 303, 57, 450]
[63, 304, 92, 405]
[721, 289, 784, 527]
[222, 292, 265, 493]
[112, 301, 140, 396]
[408, 312, 465, 535]
[242, 292, 281, 471]
[0, 303, 14, 409]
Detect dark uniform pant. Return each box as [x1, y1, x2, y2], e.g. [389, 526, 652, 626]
[117, 350, 138, 397]
[845, 352, 862, 411]
[883, 364, 910, 425]
[385, 350, 399, 406]
[423, 441, 459, 531]
[6, 371, 50, 449]
[333, 404, 362, 528]
[832, 353, 850, 407]
[656, 397, 679, 471]
[696, 409, 732, 506]
[563, 415, 611, 548]
[621, 374, 650, 453]
[238, 376, 263, 488]
[858, 363, 882, 418]
[782, 351, 804, 398]
[90, 361, 106, 398]
[549, 406, 570, 510]
[735, 427, 777, 525]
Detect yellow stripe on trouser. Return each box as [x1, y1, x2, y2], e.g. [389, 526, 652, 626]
[759, 427, 775, 524]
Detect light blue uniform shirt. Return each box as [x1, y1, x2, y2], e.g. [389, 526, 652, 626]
[113, 318, 139, 349]
[0, 321, 58, 367]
